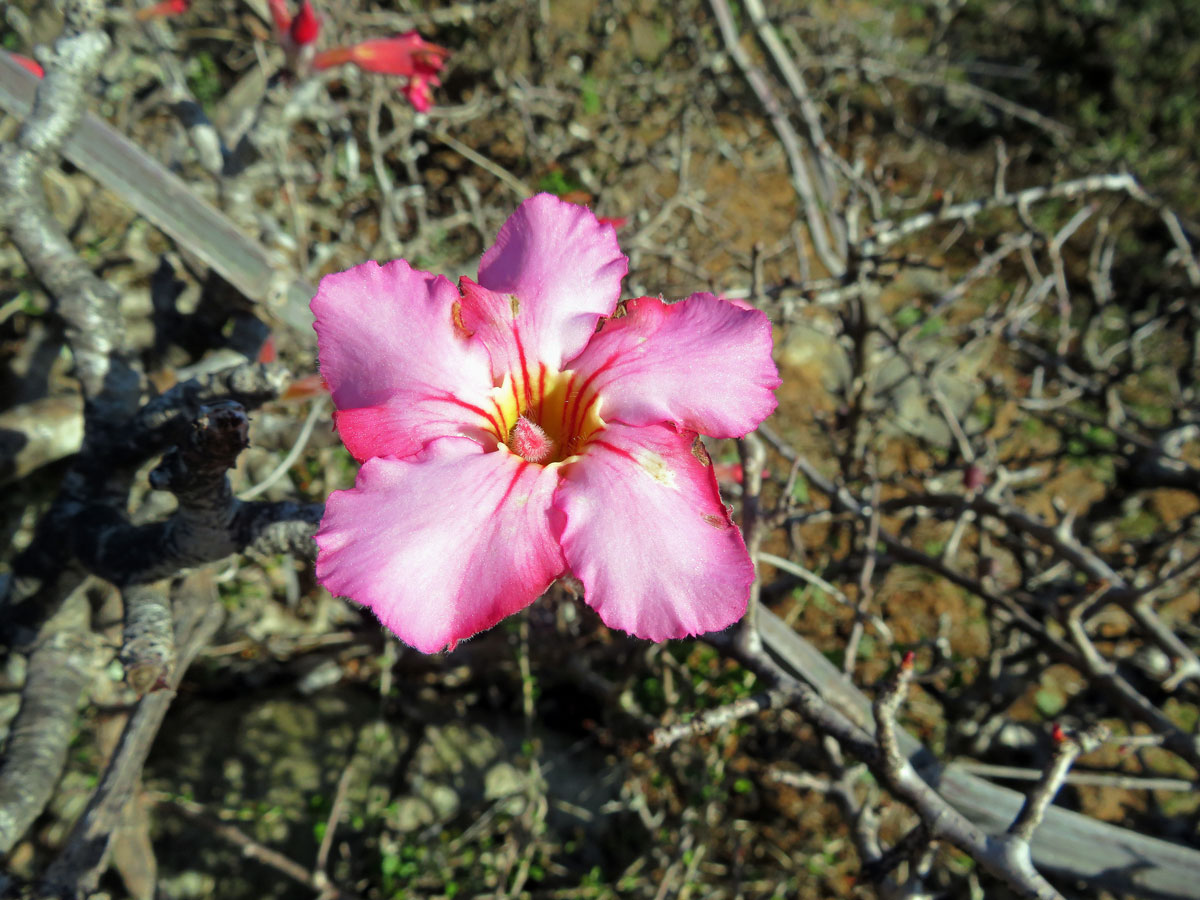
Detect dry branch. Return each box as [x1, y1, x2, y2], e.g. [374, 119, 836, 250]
[40, 575, 224, 897]
[0, 591, 99, 855]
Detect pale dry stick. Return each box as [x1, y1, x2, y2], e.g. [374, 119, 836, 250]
[275, 130, 311, 273]
[1085, 216, 1115, 311]
[872, 316, 977, 463]
[758, 550, 855, 612]
[754, 12, 886, 224]
[893, 488, 1200, 690]
[880, 492, 1123, 588]
[735, 432, 769, 656]
[428, 128, 531, 199]
[650, 689, 797, 748]
[993, 138, 1012, 199]
[1135, 603, 1200, 692]
[312, 761, 356, 890]
[843, 479, 883, 676]
[1160, 208, 1200, 288]
[705, 0, 846, 277]
[0, 1, 129, 854]
[739, 0, 842, 232]
[41, 576, 224, 896]
[863, 174, 1153, 255]
[902, 482, 1200, 691]
[918, 232, 1034, 330]
[956, 760, 1194, 792]
[0, 17, 126, 404]
[1064, 598, 1200, 763]
[135, 0, 224, 173]
[239, 394, 330, 500]
[789, 742, 889, 869]
[768, 752, 928, 900]
[1047, 204, 1096, 357]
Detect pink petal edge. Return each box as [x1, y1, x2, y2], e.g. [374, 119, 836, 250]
[466, 194, 627, 377]
[315, 439, 566, 653]
[566, 293, 780, 438]
[553, 422, 753, 641]
[312, 259, 495, 461]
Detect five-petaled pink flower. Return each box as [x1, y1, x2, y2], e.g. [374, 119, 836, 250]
[312, 32, 449, 113]
[312, 195, 780, 653]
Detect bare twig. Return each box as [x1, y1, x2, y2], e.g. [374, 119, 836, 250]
[650, 688, 796, 748]
[120, 581, 176, 697]
[863, 174, 1152, 255]
[1008, 724, 1111, 845]
[706, 0, 846, 276]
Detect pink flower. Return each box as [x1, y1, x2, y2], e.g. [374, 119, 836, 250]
[312, 195, 780, 653]
[312, 32, 449, 112]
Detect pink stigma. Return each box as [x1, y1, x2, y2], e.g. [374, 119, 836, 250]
[509, 416, 555, 463]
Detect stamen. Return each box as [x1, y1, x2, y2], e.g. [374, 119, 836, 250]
[508, 416, 555, 463]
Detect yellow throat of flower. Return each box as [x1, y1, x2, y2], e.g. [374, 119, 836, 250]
[487, 368, 605, 465]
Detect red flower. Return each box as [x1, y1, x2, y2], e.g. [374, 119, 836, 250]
[270, 0, 322, 54]
[135, 0, 188, 21]
[312, 32, 449, 112]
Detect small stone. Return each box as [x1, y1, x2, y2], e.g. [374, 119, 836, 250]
[389, 797, 435, 832]
[484, 762, 524, 800]
[427, 784, 460, 820]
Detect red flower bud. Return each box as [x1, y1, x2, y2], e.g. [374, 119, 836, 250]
[289, 0, 321, 47]
[963, 463, 987, 491]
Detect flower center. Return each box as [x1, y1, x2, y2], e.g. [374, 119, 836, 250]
[487, 368, 604, 465]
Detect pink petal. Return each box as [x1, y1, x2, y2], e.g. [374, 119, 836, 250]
[464, 194, 627, 377]
[312, 259, 495, 461]
[554, 422, 753, 641]
[568, 294, 780, 439]
[315, 438, 566, 653]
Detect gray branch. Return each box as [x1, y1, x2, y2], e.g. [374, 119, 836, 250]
[119, 582, 176, 697]
[41, 574, 224, 897]
[0, 591, 101, 855]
